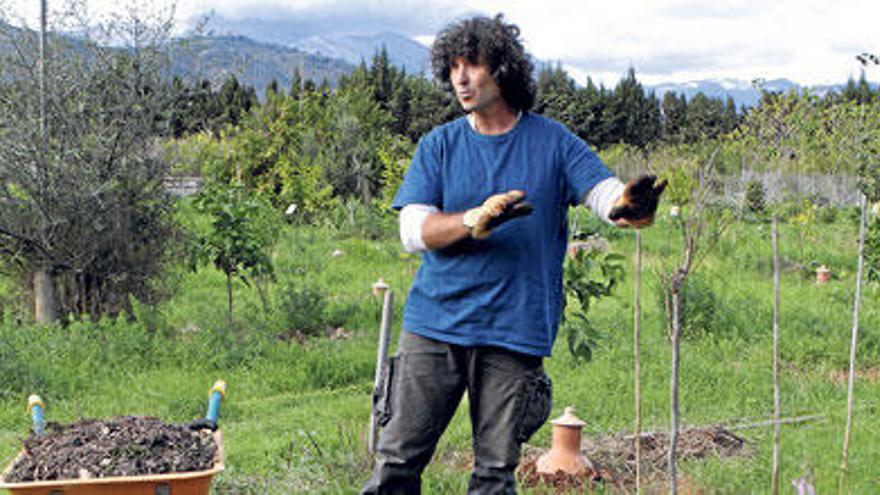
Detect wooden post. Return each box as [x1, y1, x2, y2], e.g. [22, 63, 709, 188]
[772, 216, 781, 495]
[369, 283, 393, 454]
[633, 230, 643, 493]
[838, 194, 868, 494]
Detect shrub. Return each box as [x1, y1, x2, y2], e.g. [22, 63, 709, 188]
[277, 283, 329, 337]
[658, 274, 722, 340]
[866, 217, 880, 284]
[744, 180, 766, 213]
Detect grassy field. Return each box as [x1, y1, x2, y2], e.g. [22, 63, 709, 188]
[1, 208, 879, 493]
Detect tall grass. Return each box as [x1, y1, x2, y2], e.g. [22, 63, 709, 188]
[0, 209, 878, 493]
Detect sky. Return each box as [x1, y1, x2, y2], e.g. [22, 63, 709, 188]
[4, 0, 880, 87]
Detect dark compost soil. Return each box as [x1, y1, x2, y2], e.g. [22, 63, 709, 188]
[3, 416, 216, 483]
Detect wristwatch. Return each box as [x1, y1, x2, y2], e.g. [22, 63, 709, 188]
[462, 207, 483, 235]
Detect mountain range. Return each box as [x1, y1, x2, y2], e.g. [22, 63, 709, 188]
[201, 14, 431, 76]
[0, 17, 864, 107]
[188, 15, 861, 108]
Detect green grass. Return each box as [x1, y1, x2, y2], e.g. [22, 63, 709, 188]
[1, 212, 879, 493]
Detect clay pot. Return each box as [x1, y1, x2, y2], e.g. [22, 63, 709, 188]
[536, 407, 592, 475]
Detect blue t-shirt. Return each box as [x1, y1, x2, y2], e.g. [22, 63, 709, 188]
[392, 112, 612, 356]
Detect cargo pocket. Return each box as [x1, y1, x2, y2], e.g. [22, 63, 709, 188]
[515, 368, 553, 443]
[373, 356, 397, 427]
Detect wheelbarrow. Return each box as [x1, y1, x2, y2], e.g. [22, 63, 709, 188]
[0, 380, 228, 495]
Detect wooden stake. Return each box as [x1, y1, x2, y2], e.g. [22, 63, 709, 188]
[772, 216, 781, 495]
[669, 280, 681, 495]
[838, 194, 868, 494]
[634, 230, 643, 493]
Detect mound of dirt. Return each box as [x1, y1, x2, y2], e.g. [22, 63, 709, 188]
[3, 416, 216, 483]
[519, 426, 747, 490]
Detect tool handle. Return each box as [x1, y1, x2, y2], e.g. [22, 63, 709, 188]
[28, 394, 45, 436]
[206, 380, 227, 423]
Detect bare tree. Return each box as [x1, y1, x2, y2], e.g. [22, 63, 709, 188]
[0, 1, 179, 320]
[771, 216, 780, 495]
[656, 150, 728, 494]
[838, 52, 880, 494]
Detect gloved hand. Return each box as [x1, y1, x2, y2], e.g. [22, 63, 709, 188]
[608, 175, 667, 228]
[462, 190, 534, 240]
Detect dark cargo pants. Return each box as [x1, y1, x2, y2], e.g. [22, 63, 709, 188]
[362, 330, 552, 495]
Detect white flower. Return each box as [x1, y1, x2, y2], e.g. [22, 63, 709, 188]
[285, 204, 298, 216]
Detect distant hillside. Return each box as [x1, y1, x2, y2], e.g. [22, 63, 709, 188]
[292, 32, 430, 75]
[0, 20, 355, 98]
[647, 77, 879, 109]
[169, 35, 354, 97]
[648, 78, 801, 109]
[201, 15, 431, 75]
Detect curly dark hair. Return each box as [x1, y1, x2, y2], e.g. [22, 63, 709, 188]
[431, 14, 536, 112]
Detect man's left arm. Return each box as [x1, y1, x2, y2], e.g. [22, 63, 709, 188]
[563, 139, 665, 228]
[604, 175, 668, 228]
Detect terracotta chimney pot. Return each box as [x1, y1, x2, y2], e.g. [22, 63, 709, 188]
[536, 406, 593, 475]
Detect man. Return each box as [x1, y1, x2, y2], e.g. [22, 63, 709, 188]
[363, 14, 665, 494]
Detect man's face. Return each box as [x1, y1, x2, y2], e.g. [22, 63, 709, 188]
[449, 56, 502, 113]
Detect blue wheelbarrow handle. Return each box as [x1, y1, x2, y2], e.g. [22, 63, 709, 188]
[28, 394, 45, 436]
[206, 380, 227, 424]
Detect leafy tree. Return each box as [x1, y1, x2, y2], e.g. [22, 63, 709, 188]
[215, 91, 335, 219]
[744, 180, 766, 213]
[188, 184, 280, 322]
[866, 215, 880, 283]
[377, 134, 416, 214]
[327, 88, 395, 202]
[0, 3, 178, 321]
[561, 247, 624, 362]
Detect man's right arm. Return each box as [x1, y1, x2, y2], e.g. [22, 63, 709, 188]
[399, 190, 531, 253]
[421, 212, 470, 250]
[400, 204, 468, 253]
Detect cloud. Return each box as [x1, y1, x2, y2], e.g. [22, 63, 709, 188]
[193, 0, 473, 37]
[5, 0, 880, 85]
[653, 0, 762, 20]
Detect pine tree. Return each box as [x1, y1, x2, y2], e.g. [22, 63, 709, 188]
[389, 78, 412, 137]
[290, 69, 303, 99]
[661, 92, 687, 143]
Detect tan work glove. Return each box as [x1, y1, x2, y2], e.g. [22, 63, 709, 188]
[608, 175, 668, 228]
[462, 190, 534, 239]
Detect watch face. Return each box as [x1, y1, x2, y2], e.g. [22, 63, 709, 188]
[462, 208, 481, 229]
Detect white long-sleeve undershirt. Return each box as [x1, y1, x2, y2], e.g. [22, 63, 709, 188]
[399, 203, 439, 253]
[398, 177, 624, 254]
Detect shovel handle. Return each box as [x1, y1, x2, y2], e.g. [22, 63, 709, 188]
[206, 380, 227, 424]
[28, 394, 45, 436]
